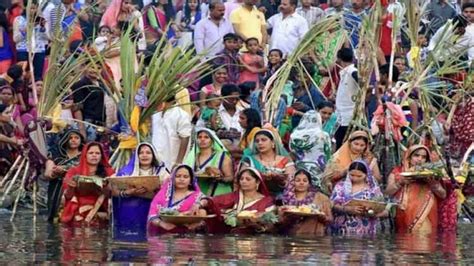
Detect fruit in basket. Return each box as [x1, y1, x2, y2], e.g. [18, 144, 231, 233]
[237, 210, 258, 218]
[159, 208, 180, 216]
[297, 206, 312, 213]
[205, 167, 221, 177]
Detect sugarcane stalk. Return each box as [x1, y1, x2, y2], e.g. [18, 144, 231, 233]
[33, 180, 37, 223]
[25, 0, 38, 105]
[462, 204, 473, 223]
[2, 157, 27, 201]
[0, 155, 22, 188]
[10, 160, 30, 221]
[33, 180, 38, 230]
[383, 97, 391, 187]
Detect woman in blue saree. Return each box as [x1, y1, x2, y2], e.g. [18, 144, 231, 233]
[112, 142, 168, 241]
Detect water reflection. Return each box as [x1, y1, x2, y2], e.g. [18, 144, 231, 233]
[0, 212, 472, 264]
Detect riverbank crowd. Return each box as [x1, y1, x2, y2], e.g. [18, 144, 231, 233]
[0, 0, 473, 240]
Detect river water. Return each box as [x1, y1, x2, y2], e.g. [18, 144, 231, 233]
[1, 210, 473, 264]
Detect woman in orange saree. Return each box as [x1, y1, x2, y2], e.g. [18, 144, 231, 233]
[385, 145, 446, 234]
[322, 130, 381, 192]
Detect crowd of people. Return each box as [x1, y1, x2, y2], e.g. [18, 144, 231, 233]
[0, 0, 473, 239]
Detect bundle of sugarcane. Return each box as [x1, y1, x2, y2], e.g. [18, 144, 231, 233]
[3, 0, 96, 221]
[39, 7, 101, 119]
[345, 1, 384, 139]
[262, 16, 342, 124]
[397, 0, 469, 150]
[108, 26, 213, 168]
[391, 0, 473, 192]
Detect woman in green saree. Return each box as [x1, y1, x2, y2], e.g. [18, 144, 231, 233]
[184, 128, 234, 196]
[241, 129, 296, 196]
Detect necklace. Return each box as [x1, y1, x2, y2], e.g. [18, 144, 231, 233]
[259, 154, 277, 168]
[350, 152, 361, 161]
[173, 191, 190, 202]
[139, 168, 153, 176]
[243, 194, 262, 205]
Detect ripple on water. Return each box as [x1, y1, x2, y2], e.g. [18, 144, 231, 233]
[0, 212, 473, 263]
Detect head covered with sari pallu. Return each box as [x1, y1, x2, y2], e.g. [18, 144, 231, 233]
[207, 167, 271, 212]
[323, 130, 373, 187]
[204, 167, 274, 234]
[116, 142, 167, 177]
[100, 0, 123, 28]
[394, 144, 442, 234]
[241, 129, 293, 195]
[60, 142, 114, 224]
[331, 130, 372, 169]
[330, 159, 382, 205]
[290, 110, 331, 162]
[148, 164, 202, 220]
[281, 168, 318, 206]
[63, 142, 114, 180]
[48, 128, 83, 166]
[245, 128, 289, 157]
[58, 128, 85, 158]
[402, 144, 432, 170]
[184, 127, 229, 171]
[237, 167, 270, 196]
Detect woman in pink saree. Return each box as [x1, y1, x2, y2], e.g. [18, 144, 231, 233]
[147, 164, 204, 234]
[101, 0, 146, 50]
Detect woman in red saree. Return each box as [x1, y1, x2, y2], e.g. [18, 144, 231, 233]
[197, 167, 276, 234]
[385, 145, 446, 234]
[61, 142, 115, 226]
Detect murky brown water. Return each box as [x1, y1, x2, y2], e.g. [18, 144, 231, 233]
[1, 210, 473, 264]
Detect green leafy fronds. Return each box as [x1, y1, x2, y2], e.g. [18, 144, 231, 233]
[263, 16, 342, 123]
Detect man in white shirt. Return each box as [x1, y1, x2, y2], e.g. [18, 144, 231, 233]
[194, 0, 235, 57]
[217, 84, 243, 146]
[267, 0, 309, 56]
[151, 98, 193, 170]
[462, 2, 474, 66]
[428, 14, 472, 63]
[334, 48, 359, 149]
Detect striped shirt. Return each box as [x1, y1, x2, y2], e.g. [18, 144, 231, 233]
[296, 6, 325, 26]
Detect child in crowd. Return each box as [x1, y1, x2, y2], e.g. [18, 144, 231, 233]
[239, 38, 266, 87]
[94, 25, 112, 52]
[214, 33, 240, 84]
[237, 81, 256, 109]
[236, 35, 244, 51]
[199, 94, 223, 131]
[264, 48, 284, 81]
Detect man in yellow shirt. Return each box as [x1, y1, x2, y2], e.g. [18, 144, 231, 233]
[230, 0, 267, 49]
